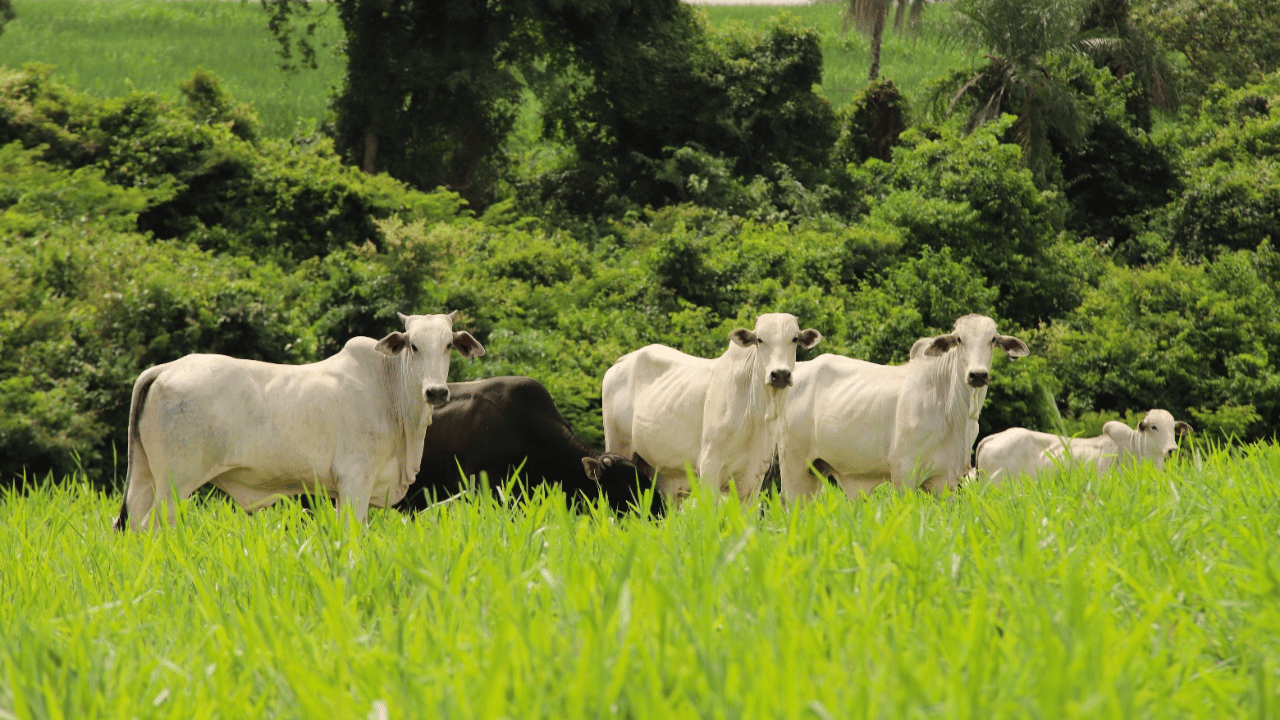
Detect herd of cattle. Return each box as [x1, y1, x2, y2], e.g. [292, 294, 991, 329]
[112, 310, 1191, 531]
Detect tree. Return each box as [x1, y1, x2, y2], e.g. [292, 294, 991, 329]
[1135, 0, 1280, 104]
[261, 0, 836, 218]
[1081, 0, 1178, 129]
[842, 0, 926, 81]
[930, 0, 1118, 182]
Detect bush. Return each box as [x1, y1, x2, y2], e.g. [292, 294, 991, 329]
[0, 64, 469, 265]
[851, 118, 1106, 327]
[1044, 247, 1280, 441]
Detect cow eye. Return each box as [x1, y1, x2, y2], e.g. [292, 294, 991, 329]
[410, 343, 418, 353]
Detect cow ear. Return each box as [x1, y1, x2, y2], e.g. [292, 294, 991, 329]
[451, 331, 485, 359]
[996, 334, 1029, 358]
[797, 328, 823, 350]
[908, 337, 932, 360]
[730, 328, 758, 347]
[1175, 421, 1192, 436]
[924, 334, 957, 357]
[396, 312, 410, 326]
[1103, 421, 1132, 447]
[582, 457, 603, 482]
[1138, 420, 1149, 432]
[376, 331, 410, 356]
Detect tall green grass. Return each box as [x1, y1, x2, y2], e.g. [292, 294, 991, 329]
[0, 0, 978, 139]
[3, 444, 1279, 717]
[0, 0, 344, 137]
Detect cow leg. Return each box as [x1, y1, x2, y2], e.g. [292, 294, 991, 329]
[121, 461, 157, 532]
[656, 471, 692, 509]
[778, 452, 822, 503]
[335, 471, 373, 524]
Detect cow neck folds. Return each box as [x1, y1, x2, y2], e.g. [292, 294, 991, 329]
[378, 350, 428, 490]
[727, 342, 782, 426]
[918, 347, 983, 430]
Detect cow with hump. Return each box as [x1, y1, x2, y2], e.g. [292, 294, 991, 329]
[602, 313, 822, 504]
[780, 313, 1028, 501]
[113, 311, 485, 531]
[396, 376, 664, 516]
[975, 409, 1191, 482]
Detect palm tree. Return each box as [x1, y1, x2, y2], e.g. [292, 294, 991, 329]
[934, 0, 1120, 181]
[843, 0, 926, 81]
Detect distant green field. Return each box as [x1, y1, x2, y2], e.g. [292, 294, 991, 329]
[0, 0, 345, 137]
[4, 445, 1280, 717]
[0, 0, 979, 138]
[690, 1, 981, 110]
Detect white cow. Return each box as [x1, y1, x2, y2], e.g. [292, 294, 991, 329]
[974, 409, 1192, 482]
[780, 314, 1028, 501]
[602, 313, 822, 503]
[113, 311, 485, 531]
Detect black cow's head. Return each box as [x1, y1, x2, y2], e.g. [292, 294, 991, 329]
[582, 452, 665, 518]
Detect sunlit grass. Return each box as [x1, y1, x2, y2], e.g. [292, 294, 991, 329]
[0, 0, 344, 137]
[3, 443, 1279, 717]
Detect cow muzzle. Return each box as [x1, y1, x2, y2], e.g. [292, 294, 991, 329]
[966, 370, 989, 388]
[425, 385, 450, 407]
[768, 369, 792, 389]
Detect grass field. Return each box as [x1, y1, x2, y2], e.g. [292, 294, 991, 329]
[4, 444, 1280, 718]
[0, 0, 345, 137]
[0, 0, 980, 138]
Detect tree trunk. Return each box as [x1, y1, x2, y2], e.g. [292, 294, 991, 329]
[362, 112, 381, 174]
[868, 8, 886, 81]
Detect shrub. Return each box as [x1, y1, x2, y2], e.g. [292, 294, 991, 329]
[1044, 247, 1280, 441]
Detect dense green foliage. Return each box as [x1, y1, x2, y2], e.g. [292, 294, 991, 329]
[1, 0, 1278, 484]
[5, 445, 1280, 716]
[2, 4, 1279, 714]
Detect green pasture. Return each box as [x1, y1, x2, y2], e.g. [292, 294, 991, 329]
[4, 444, 1280, 718]
[0, 0, 979, 138]
[0, 0, 345, 137]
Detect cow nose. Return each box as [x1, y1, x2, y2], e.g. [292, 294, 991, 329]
[425, 386, 450, 407]
[769, 369, 792, 388]
[967, 370, 989, 388]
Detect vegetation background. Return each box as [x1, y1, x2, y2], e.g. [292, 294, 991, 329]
[2, 0, 1276, 486]
[3, 0, 1280, 716]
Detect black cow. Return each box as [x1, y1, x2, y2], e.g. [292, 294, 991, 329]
[396, 376, 663, 516]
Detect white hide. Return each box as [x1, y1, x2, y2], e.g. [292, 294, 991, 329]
[779, 314, 1027, 501]
[975, 409, 1191, 482]
[601, 313, 821, 503]
[116, 312, 484, 530]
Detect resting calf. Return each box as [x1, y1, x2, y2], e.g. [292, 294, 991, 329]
[975, 409, 1191, 482]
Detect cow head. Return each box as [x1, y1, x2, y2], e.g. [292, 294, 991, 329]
[581, 452, 665, 517]
[729, 313, 823, 390]
[1103, 409, 1191, 469]
[923, 314, 1028, 389]
[375, 311, 485, 408]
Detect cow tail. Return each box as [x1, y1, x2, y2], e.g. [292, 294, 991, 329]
[973, 433, 994, 471]
[114, 365, 165, 532]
